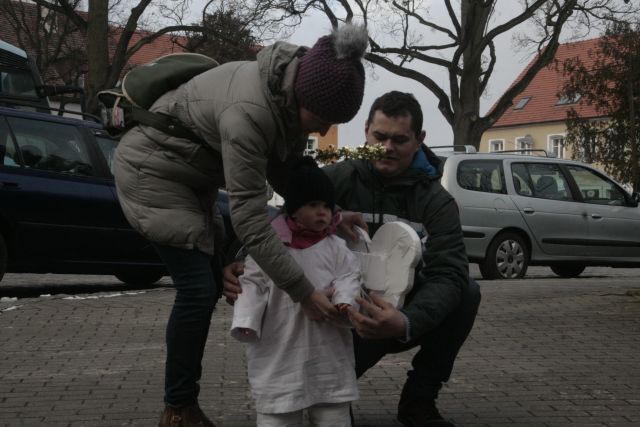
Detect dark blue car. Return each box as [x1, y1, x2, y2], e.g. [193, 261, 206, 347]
[0, 106, 234, 285]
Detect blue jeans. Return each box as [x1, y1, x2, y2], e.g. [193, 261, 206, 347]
[154, 244, 219, 407]
[353, 278, 481, 401]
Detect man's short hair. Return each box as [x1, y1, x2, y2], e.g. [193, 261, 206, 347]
[367, 91, 423, 137]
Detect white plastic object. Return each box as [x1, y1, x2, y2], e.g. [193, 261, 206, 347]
[348, 222, 422, 308]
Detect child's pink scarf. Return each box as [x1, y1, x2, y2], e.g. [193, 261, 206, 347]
[271, 212, 342, 249]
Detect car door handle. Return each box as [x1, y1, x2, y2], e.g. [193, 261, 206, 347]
[591, 213, 602, 219]
[523, 207, 535, 214]
[0, 181, 20, 189]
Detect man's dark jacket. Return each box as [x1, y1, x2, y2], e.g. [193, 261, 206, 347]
[322, 146, 469, 338]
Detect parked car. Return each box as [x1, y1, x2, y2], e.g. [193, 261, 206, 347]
[0, 39, 84, 113]
[433, 146, 640, 279]
[0, 105, 240, 285]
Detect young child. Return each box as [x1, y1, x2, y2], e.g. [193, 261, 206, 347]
[230, 157, 361, 427]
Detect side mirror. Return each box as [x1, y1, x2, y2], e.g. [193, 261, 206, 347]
[632, 192, 640, 207]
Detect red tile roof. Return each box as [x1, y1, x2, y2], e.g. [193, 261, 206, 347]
[113, 29, 188, 69]
[490, 38, 605, 128]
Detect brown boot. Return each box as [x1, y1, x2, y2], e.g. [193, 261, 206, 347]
[158, 404, 216, 427]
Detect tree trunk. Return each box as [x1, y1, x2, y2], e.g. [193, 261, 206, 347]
[85, 0, 109, 116]
[452, 116, 486, 149]
[455, 0, 492, 149]
[629, 77, 639, 192]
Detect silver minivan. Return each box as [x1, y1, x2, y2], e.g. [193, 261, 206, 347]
[436, 149, 640, 279]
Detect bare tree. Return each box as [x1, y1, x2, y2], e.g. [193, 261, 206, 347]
[3, 0, 288, 115]
[277, 0, 637, 148]
[182, 8, 261, 63]
[560, 20, 640, 191]
[0, 0, 86, 86]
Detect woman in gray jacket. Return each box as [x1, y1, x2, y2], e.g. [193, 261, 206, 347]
[113, 25, 368, 426]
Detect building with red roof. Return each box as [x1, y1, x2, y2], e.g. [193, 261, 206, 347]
[480, 37, 606, 159]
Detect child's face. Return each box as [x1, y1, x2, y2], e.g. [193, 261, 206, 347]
[292, 201, 332, 232]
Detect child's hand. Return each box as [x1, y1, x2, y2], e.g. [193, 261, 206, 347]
[335, 303, 351, 314]
[330, 303, 354, 328]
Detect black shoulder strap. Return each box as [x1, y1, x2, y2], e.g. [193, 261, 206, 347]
[130, 106, 211, 150]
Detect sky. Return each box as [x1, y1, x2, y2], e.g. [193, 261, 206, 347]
[286, 7, 538, 148]
[288, 0, 552, 146]
[188, 1, 601, 148]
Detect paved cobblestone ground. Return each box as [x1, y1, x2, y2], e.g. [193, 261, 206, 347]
[1, 268, 640, 426]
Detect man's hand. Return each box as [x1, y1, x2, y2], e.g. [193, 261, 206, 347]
[300, 288, 340, 322]
[348, 292, 407, 339]
[338, 211, 368, 243]
[223, 261, 244, 305]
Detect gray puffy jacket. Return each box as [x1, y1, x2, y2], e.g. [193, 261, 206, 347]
[113, 42, 315, 302]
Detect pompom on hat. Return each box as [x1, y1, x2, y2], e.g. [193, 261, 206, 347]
[295, 24, 368, 124]
[285, 157, 335, 216]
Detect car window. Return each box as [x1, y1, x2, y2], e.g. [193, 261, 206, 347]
[566, 165, 627, 206]
[6, 117, 94, 176]
[0, 70, 38, 98]
[457, 160, 506, 194]
[510, 163, 534, 196]
[0, 117, 20, 167]
[512, 162, 573, 201]
[95, 136, 118, 175]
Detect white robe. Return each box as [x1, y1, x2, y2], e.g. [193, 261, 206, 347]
[231, 235, 361, 413]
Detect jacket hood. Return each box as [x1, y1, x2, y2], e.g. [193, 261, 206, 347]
[423, 145, 443, 175]
[257, 42, 309, 160]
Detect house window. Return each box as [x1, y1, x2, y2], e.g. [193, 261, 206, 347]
[573, 136, 598, 163]
[548, 135, 566, 159]
[516, 136, 533, 154]
[489, 139, 504, 152]
[513, 96, 531, 110]
[557, 93, 581, 105]
[304, 136, 318, 157]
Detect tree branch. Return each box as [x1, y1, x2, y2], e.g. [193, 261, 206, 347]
[472, 0, 548, 65]
[370, 46, 458, 71]
[29, 0, 87, 32]
[479, 39, 496, 94]
[390, 0, 458, 41]
[444, 0, 461, 35]
[365, 52, 454, 124]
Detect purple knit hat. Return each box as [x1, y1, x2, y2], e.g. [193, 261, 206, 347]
[295, 25, 368, 124]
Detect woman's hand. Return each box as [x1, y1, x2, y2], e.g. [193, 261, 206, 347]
[222, 261, 245, 305]
[300, 288, 340, 322]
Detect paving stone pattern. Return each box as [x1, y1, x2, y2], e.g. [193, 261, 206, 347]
[1, 273, 639, 426]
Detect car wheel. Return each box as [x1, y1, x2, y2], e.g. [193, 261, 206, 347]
[0, 232, 7, 283]
[115, 271, 164, 286]
[480, 232, 529, 280]
[550, 264, 585, 278]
